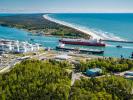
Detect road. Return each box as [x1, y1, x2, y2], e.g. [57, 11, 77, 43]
[0, 52, 55, 74]
[71, 71, 82, 86]
[0, 58, 21, 73]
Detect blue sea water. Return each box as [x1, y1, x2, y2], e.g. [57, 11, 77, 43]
[49, 13, 133, 58]
[0, 13, 133, 58]
[49, 13, 133, 41]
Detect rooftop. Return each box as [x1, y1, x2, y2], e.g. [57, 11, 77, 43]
[87, 68, 102, 73]
[55, 54, 72, 60]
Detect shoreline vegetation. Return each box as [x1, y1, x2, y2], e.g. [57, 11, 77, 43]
[0, 13, 90, 39]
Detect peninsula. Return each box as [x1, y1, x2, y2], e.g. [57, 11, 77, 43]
[0, 13, 90, 38]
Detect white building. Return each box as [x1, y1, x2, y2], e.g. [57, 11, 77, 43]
[0, 39, 41, 54]
[55, 54, 72, 60]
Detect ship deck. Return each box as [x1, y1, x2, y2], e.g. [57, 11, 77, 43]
[56, 46, 104, 54]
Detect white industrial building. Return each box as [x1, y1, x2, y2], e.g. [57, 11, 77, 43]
[0, 39, 40, 54]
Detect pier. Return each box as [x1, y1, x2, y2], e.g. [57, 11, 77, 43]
[101, 39, 133, 44]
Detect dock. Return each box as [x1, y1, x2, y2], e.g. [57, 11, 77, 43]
[101, 39, 133, 44]
[56, 46, 104, 54]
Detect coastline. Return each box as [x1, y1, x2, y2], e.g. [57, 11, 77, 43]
[0, 14, 90, 38]
[43, 14, 102, 40]
[43, 14, 126, 41]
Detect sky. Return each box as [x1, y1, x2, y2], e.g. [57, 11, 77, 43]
[0, 0, 133, 13]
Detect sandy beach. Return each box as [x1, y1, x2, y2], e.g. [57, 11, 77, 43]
[43, 14, 126, 41]
[43, 14, 102, 40]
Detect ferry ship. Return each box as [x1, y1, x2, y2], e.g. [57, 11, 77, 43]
[59, 38, 106, 47]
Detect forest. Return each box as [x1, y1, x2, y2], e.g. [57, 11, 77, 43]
[0, 14, 89, 38]
[75, 58, 133, 73]
[0, 60, 72, 100]
[71, 76, 133, 100]
[0, 59, 133, 100]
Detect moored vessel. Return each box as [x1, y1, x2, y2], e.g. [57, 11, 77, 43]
[56, 44, 104, 54]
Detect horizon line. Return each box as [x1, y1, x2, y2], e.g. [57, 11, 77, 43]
[0, 12, 133, 14]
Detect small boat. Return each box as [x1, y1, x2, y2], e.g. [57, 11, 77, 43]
[116, 45, 122, 48]
[30, 38, 34, 41]
[131, 52, 133, 59]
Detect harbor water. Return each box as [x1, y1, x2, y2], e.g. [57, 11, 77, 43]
[49, 13, 133, 58]
[0, 13, 133, 58]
